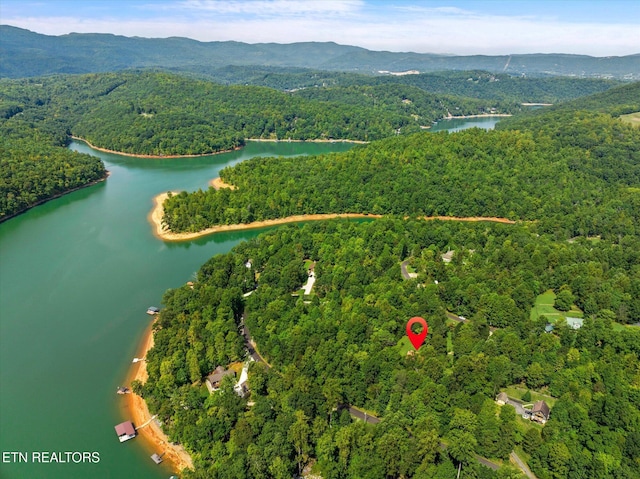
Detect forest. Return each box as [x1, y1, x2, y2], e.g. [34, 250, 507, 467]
[162, 106, 640, 246]
[210, 66, 620, 103]
[142, 218, 640, 479]
[0, 71, 516, 157]
[0, 71, 633, 220]
[140, 80, 640, 479]
[0, 109, 107, 221]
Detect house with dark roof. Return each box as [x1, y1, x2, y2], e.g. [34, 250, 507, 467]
[532, 400, 550, 424]
[205, 366, 236, 393]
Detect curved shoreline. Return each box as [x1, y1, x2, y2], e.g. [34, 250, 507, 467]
[210, 177, 236, 190]
[150, 190, 516, 242]
[71, 136, 367, 159]
[121, 320, 194, 473]
[71, 136, 242, 158]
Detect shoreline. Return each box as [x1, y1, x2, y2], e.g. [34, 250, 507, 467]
[246, 138, 368, 144]
[0, 171, 110, 224]
[121, 319, 194, 473]
[150, 190, 515, 242]
[71, 136, 367, 159]
[210, 177, 236, 190]
[71, 136, 242, 159]
[444, 113, 512, 119]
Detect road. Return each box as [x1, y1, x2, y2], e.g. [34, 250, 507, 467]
[400, 259, 417, 280]
[342, 405, 380, 424]
[510, 451, 538, 479]
[445, 311, 468, 323]
[241, 309, 524, 475]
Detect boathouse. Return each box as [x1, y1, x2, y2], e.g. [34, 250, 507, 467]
[114, 421, 136, 442]
[147, 306, 160, 315]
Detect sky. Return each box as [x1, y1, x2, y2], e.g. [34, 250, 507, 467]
[1, 0, 639, 56]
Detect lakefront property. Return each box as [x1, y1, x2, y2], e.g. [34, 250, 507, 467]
[114, 421, 136, 442]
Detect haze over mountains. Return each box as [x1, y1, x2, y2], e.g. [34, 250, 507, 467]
[1, 25, 638, 79]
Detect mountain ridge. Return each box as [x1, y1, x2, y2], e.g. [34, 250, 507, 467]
[2, 25, 638, 79]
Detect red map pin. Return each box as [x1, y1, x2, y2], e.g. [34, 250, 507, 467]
[406, 317, 428, 350]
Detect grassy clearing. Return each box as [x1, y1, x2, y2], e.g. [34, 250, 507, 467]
[612, 322, 639, 332]
[503, 385, 557, 408]
[530, 289, 583, 321]
[397, 336, 413, 356]
[620, 111, 640, 127]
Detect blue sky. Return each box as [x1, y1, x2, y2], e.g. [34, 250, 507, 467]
[2, 0, 639, 55]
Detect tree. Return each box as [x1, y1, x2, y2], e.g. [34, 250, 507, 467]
[289, 410, 311, 475]
[446, 409, 478, 466]
[554, 288, 574, 311]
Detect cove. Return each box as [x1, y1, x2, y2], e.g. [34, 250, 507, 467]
[0, 140, 353, 479]
[0, 118, 498, 479]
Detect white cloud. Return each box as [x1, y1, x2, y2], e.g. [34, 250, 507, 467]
[176, 0, 363, 16]
[4, 1, 639, 56]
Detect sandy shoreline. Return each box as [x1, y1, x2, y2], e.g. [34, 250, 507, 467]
[150, 189, 515, 241]
[121, 319, 194, 473]
[210, 177, 236, 190]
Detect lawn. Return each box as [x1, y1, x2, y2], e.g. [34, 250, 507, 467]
[503, 385, 557, 408]
[397, 336, 414, 356]
[530, 289, 583, 322]
[620, 111, 640, 127]
[612, 322, 639, 332]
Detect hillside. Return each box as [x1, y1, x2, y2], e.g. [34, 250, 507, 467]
[174, 65, 620, 104]
[162, 109, 640, 241]
[0, 71, 514, 157]
[2, 25, 638, 79]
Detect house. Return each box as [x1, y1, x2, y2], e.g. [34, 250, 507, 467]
[545, 323, 555, 333]
[531, 400, 550, 424]
[496, 392, 508, 405]
[205, 366, 236, 393]
[441, 250, 455, 263]
[114, 421, 136, 442]
[146, 306, 160, 315]
[566, 317, 584, 330]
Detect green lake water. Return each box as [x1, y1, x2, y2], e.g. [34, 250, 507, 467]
[0, 141, 353, 479]
[0, 119, 496, 479]
[429, 116, 502, 133]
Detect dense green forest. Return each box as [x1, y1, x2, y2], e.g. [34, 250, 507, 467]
[142, 219, 640, 479]
[0, 111, 107, 221]
[162, 108, 640, 243]
[144, 86, 640, 478]
[0, 71, 514, 157]
[1, 70, 623, 220]
[211, 66, 621, 103]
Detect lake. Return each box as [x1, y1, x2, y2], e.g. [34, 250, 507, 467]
[0, 119, 496, 478]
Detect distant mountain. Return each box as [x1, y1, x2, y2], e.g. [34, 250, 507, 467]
[2, 25, 639, 79]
